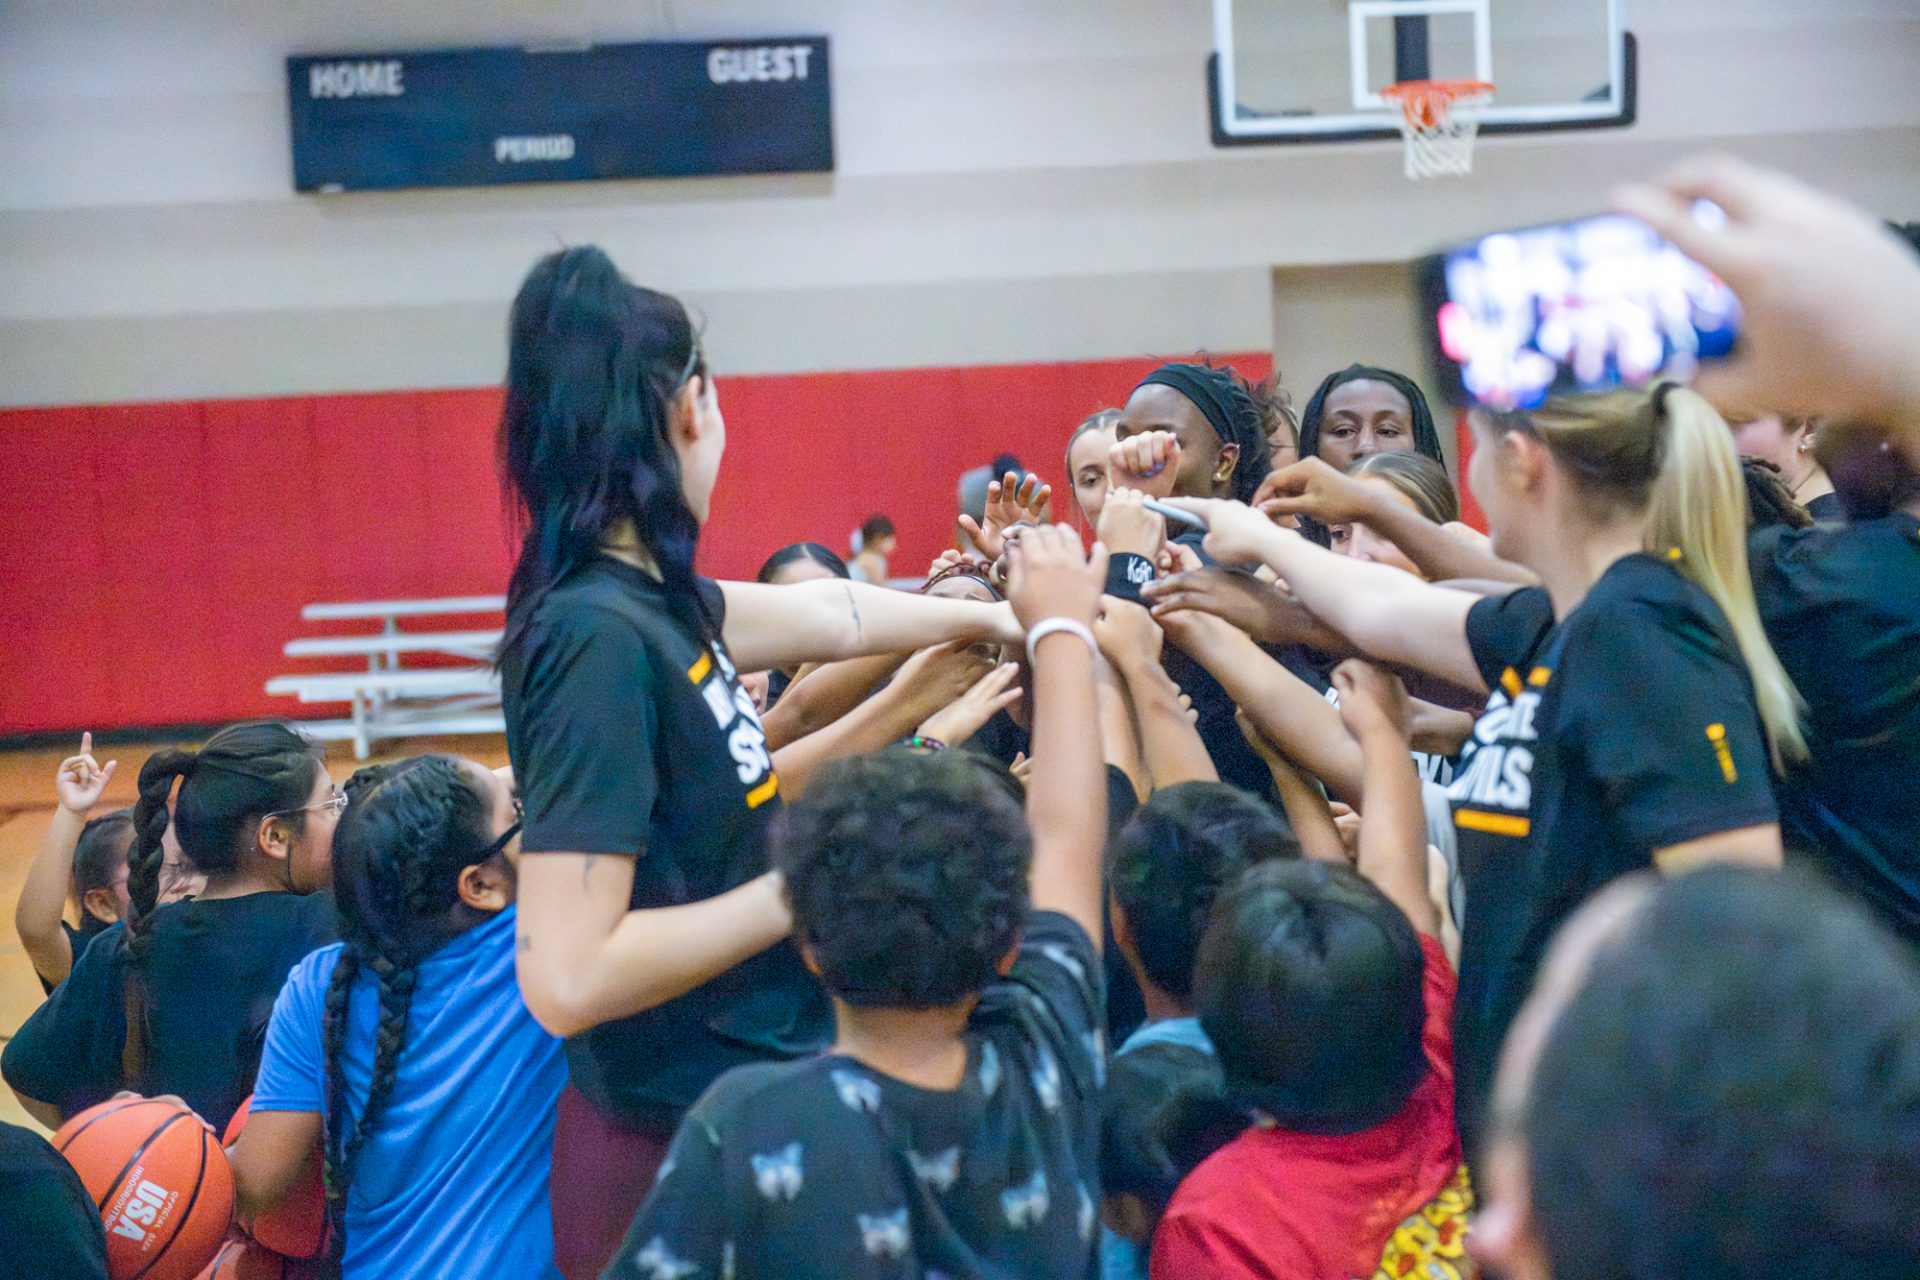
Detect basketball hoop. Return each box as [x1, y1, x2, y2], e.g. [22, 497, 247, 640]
[1381, 80, 1494, 180]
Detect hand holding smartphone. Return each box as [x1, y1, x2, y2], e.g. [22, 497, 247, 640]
[1417, 204, 1742, 410]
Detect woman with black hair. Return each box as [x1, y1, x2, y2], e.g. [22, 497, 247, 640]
[1102, 362, 1315, 801]
[1297, 364, 1446, 475]
[230, 755, 565, 1279]
[3, 721, 339, 1132]
[495, 246, 1024, 1277]
[755, 541, 848, 586]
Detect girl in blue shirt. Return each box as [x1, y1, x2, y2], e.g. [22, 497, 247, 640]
[229, 755, 566, 1278]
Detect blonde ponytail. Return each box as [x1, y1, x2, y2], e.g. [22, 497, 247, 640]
[1498, 387, 1807, 770]
[1645, 387, 1806, 767]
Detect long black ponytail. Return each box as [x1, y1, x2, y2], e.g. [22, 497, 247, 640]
[498, 246, 710, 659]
[122, 722, 322, 1084]
[319, 756, 494, 1274]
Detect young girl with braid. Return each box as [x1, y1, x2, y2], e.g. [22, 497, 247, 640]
[3, 721, 339, 1132]
[230, 755, 565, 1278]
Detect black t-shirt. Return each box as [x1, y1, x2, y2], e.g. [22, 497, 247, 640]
[610, 911, 1104, 1280]
[500, 558, 831, 1129]
[1804, 490, 1844, 523]
[1164, 531, 1330, 802]
[1, 892, 338, 1132]
[36, 918, 109, 996]
[1448, 555, 1777, 1150]
[0, 1121, 108, 1280]
[1751, 514, 1920, 944]
[1101, 764, 1147, 1047]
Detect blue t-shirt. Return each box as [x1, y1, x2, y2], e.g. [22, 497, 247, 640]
[1104, 1018, 1216, 1280]
[252, 907, 566, 1279]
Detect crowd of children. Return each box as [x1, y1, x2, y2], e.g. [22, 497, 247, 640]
[6, 156, 1920, 1279]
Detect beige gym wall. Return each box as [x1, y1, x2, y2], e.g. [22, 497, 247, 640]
[2, 0, 1918, 408]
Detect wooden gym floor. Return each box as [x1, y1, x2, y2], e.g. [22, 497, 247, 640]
[0, 732, 510, 1134]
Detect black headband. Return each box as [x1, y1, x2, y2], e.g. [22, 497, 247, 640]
[1135, 363, 1254, 448]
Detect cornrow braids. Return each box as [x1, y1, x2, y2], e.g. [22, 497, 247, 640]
[319, 756, 494, 1274]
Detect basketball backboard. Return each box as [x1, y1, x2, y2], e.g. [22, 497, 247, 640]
[1210, 0, 1633, 145]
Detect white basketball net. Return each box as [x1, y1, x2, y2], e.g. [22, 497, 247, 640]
[1387, 83, 1493, 180]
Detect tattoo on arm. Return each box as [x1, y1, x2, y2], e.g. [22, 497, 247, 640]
[517, 932, 533, 953]
[842, 583, 864, 644]
[581, 854, 599, 893]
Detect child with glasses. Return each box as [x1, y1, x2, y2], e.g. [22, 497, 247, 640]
[4, 721, 341, 1132]
[229, 754, 565, 1278]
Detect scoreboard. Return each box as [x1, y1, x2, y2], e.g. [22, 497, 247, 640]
[287, 38, 833, 193]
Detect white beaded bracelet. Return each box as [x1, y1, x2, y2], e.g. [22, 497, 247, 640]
[1025, 617, 1099, 666]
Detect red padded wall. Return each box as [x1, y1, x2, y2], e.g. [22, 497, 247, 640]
[0, 353, 1268, 734]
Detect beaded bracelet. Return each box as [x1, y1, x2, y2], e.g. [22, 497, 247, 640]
[903, 736, 949, 752]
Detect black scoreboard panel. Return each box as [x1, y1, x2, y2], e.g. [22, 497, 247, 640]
[287, 38, 832, 193]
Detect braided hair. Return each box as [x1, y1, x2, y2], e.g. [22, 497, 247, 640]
[122, 722, 323, 1084]
[320, 756, 495, 1274]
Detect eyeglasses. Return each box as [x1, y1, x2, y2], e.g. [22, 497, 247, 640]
[266, 786, 348, 822]
[474, 821, 522, 865]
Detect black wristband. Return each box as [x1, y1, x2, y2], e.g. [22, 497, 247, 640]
[1105, 552, 1155, 603]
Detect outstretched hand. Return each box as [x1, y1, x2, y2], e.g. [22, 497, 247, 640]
[1005, 524, 1108, 631]
[1097, 486, 1168, 562]
[1332, 659, 1412, 744]
[1158, 498, 1288, 569]
[54, 732, 117, 815]
[917, 662, 1023, 749]
[959, 471, 1051, 561]
[1093, 596, 1165, 670]
[1254, 457, 1378, 526]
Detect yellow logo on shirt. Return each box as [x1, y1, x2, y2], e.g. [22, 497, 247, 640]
[687, 643, 779, 806]
[1706, 723, 1738, 784]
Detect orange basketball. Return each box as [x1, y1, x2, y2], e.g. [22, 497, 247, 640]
[222, 1095, 328, 1259]
[55, 1096, 235, 1280]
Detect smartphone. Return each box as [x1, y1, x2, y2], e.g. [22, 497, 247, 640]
[1416, 207, 1742, 410]
[1143, 498, 1208, 531]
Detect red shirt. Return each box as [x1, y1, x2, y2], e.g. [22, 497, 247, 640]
[1149, 936, 1463, 1280]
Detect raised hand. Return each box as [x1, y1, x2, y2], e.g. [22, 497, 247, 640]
[54, 732, 117, 815]
[1093, 596, 1166, 671]
[959, 471, 1052, 561]
[1107, 431, 1181, 499]
[1332, 659, 1412, 745]
[1096, 486, 1168, 562]
[1005, 524, 1108, 632]
[917, 662, 1023, 749]
[1157, 498, 1288, 572]
[1254, 457, 1378, 526]
[894, 640, 1000, 716]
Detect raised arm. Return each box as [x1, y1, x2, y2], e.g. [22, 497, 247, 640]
[1158, 608, 1364, 800]
[1236, 711, 1351, 867]
[1332, 661, 1439, 938]
[760, 652, 905, 750]
[1004, 527, 1111, 946]
[15, 736, 117, 989]
[770, 643, 1000, 797]
[1094, 598, 1218, 790]
[1164, 498, 1487, 695]
[717, 578, 1020, 673]
[1257, 459, 1537, 587]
